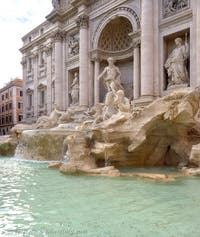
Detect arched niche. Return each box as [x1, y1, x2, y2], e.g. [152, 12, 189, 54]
[97, 16, 134, 101]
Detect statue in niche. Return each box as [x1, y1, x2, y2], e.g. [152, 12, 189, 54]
[68, 37, 79, 56]
[70, 72, 79, 106]
[164, 35, 189, 88]
[98, 57, 123, 93]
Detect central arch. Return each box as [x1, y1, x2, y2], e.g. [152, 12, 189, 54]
[97, 16, 134, 101]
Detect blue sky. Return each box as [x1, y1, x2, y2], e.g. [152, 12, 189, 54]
[0, 0, 52, 87]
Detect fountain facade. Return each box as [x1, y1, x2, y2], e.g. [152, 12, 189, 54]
[9, 57, 200, 178]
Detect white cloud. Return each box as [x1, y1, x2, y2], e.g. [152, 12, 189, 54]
[0, 0, 52, 88]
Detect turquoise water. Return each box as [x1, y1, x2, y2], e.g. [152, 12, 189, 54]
[0, 158, 200, 237]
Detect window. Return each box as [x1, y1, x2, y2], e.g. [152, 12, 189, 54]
[18, 102, 23, 109]
[2, 95, 4, 101]
[5, 104, 8, 111]
[40, 51, 45, 65]
[28, 57, 32, 72]
[2, 106, 4, 112]
[6, 117, 8, 123]
[2, 118, 4, 124]
[5, 93, 8, 99]
[40, 91, 45, 106]
[20, 91, 23, 97]
[18, 115, 23, 122]
[28, 94, 32, 109]
[9, 103, 12, 110]
[9, 116, 12, 123]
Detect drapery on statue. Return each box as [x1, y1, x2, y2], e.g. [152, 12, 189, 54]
[164, 34, 189, 88]
[70, 72, 79, 106]
[98, 57, 123, 93]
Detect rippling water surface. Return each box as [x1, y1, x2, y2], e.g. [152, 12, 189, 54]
[1, 158, 200, 237]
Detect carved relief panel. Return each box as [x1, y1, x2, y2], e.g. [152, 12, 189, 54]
[163, 0, 190, 18]
[67, 35, 79, 57]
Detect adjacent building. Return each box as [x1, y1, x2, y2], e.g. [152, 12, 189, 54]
[20, 0, 197, 123]
[0, 79, 23, 135]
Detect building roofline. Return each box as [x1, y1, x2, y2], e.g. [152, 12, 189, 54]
[0, 79, 23, 93]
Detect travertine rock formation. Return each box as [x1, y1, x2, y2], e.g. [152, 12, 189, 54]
[14, 87, 200, 176]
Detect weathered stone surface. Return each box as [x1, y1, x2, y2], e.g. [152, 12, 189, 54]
[48, 161, 62, 168]
[189, 144, 200, 167]
[15, 87, 200, 174]
[0, 136, 17, 157]
[15, 129, 69, 161]
[59, 164, 121, 177]
[182, 167, 200, 176]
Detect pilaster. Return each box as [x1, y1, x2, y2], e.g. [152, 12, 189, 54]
[140, 0, 154, 98]
[77, 14, 89, 106]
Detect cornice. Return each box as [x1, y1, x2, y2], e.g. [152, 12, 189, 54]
[70, 0, 90, 8]
[159, 9, 192, 30]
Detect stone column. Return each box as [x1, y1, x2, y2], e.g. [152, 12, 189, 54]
[133, 41, 140, 99]
[54, 31, 63, 110]
[94, 59, 100, 104]
[21, 57, 27, 120]
[45, 45, 52, 114]
[32, 51, 38, 118]
[140, 0, 154, 97]
[77, 15, 89, 106]
[196, 1, 200, 86]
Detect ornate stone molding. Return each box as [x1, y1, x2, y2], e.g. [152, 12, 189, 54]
[163, 0, 190, 18]
[44, 45, 52, 56]
[76, 14, 89, 29]
[133, 39, 140, 48]
[54, 30, 64, 41]
[26, 88, 34, 94]
[21, 57, 27, 67]
[37, 83, 47, 91]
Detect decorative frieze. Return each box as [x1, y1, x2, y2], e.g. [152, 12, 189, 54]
[163, 0, 190, 18]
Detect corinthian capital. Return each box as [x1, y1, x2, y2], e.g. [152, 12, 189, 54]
[54, 30, 64, 41]
[76, 14, 89, 29]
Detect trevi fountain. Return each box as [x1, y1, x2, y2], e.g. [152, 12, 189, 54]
[1, 50, 200, 236]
